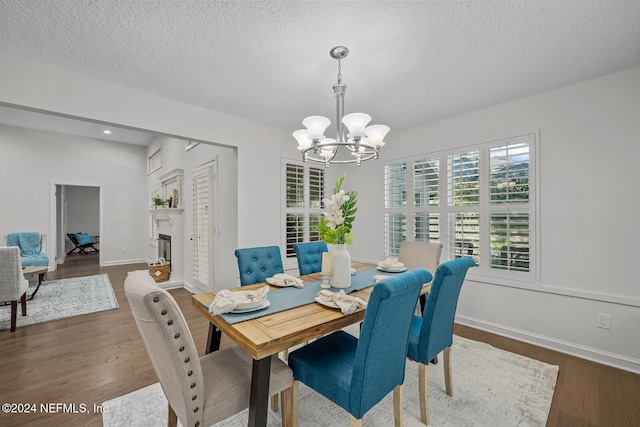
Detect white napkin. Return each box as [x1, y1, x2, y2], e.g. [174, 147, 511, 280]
[316, 290, 367, 315]
[266, 273, 304, 288]
[209, 286, 269, 315]
[378, 257, 405, 268]
[373, 274, 392, 283]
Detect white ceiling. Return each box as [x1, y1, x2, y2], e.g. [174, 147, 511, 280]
[0, 0, 639, 145]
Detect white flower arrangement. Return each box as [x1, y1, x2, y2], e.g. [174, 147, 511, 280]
[318, 174, 358, 245]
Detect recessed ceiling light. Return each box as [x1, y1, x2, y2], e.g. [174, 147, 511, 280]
[103, 130, 112, 134]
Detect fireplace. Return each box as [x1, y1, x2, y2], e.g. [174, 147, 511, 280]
[158, 234, 171, 269]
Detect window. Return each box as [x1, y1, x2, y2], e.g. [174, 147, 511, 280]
[384, 133, 536, 282]
[148, 148, 162, 174]
[283, 161, 325, 258]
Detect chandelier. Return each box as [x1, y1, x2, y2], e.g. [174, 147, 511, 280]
[293, 46, 390, 167]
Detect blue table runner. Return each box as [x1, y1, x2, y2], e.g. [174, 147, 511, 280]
[212, 267, 407, 324]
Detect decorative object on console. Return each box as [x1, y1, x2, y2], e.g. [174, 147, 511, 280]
[318, 174, 357, 288]
[292, 46, 390, 167]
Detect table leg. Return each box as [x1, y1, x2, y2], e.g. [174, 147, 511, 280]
[247, 356, 271, 427]
[205, 323, 222, 354]
[27, 273, 45, 301]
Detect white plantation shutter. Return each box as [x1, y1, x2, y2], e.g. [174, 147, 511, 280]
[489, 137, 532, 273]
[384, 133, 536, 283]
[192, 165, 213, 289]
[283, 162, 324, 258]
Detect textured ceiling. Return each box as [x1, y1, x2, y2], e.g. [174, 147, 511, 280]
[0, 0, 639, 145]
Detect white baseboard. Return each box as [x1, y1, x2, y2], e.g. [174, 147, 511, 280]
[456, 314, 640, 374]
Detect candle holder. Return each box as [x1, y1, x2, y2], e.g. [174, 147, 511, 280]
[321, 274, 332, 289]
[321, 252, 333, 288]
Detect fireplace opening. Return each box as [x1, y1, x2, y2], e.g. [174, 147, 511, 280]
[158, 234, 171, 269]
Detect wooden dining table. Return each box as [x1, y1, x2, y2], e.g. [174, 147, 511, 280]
[191, 262, 431, 427]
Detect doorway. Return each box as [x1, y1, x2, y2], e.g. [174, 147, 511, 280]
[55, 184, 101, 266]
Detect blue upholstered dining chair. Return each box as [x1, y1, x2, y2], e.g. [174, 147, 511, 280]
[234, 245, 284, 286]
[406, 256, 476, 425]
[6, 232, 49, 267]
[288, 269, 431, 427]
[292, 241, 328, 275]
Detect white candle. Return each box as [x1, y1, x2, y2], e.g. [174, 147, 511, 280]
[321, 252, 333, 275]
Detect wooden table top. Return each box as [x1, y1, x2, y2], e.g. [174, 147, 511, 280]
[22, 266, 48, 275]
[192, 263, 430, 360]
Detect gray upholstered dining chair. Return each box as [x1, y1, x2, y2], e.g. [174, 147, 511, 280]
[124, 270, 294, 427]
[398, 240, 442, 314]
[0, 246, 29, 332]
[406, 257, 476, 424]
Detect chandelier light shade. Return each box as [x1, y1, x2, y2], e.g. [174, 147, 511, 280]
[293, 46, 389, 166]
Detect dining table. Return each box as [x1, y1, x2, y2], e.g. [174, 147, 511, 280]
[191, 262, 431, 427]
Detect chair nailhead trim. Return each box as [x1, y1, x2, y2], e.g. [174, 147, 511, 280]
[191, 383, 196, 388]
[167, 320, 173, 325]
[192, 395, 197, 401]
[195, 423, 200, 427]
[179, 346, 185, 351]
[184, 357, 190, 363]
[188, 370, 193, 376]
[161, 309, 167, 315]
[174, 333, 180, 339]
[153, 296, 159, 302]
[193, 407, 199, 413]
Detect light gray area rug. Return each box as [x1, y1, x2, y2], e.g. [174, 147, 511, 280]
[102, 335, 559, 427]
[0, 274, 118, 330]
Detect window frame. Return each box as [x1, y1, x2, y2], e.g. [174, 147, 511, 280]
[383, 133, 538, 284]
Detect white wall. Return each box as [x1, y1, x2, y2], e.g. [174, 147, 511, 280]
[0, 53, 297, 286]
[0, 124, 148, 267]
[349, 67, 640, 373]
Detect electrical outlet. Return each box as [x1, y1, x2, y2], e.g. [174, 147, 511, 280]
[597, 313, 611, 330]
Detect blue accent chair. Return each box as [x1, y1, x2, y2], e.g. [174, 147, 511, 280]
[234, 246, 284, 286]
[288, 269, 431, 426]
[6, 232, 49, 267]
[293, 241, 328, 275]
[407, 256, 476, 424]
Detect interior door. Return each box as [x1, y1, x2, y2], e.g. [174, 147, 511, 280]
[191, 163, 215, 292]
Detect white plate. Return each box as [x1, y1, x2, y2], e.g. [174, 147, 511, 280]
[315, 296, 340, 309]
[235, 298, 268, 310]
[376, 266, 408, 273]
[230, 299, 270, 313]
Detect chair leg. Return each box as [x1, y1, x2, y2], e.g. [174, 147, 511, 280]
[10, 301, 17, 332]
[393, 384, 404, 427]
[418, 362, 429, 425]
[280, 385, 294, 427]
[349, 415, 363, 426]
[291, 380, 299, 427]
[167, 403, 177, 427]
[444, 346, 453, 396]
[271, 394, 279, 412]
[21, 292, 27, 316]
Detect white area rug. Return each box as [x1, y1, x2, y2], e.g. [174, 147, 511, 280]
[0, 274, 118, 330]
[102, 335, 558, 427]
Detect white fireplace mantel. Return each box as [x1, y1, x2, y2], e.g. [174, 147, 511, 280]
[150, 207, 184, 289]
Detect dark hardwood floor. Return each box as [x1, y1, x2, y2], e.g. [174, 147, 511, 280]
[0, 254, 638, 426]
